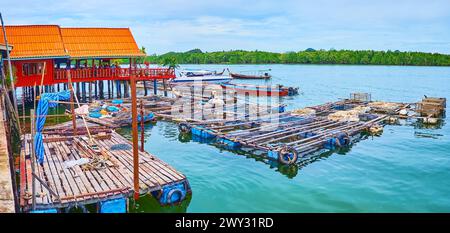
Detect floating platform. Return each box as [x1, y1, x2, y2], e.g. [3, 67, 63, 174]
[178, 96, 411, 166]
[19, 123, 190, 213]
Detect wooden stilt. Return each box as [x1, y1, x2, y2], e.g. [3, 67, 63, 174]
[67, 70, 77, 136]
[140, 99, 144, 152]
[30, 109, 36, 210]
[108, 80, 111, 99]
[163, 79, 168, 97]
[94, 81, 98, 99]
[129, 58, 140, 200]
[143, 81, 147, 96]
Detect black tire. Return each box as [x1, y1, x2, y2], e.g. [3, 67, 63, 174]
[278, 146, 298, 165]
[342, 135, 350, 146]
[178, 123, 191, 134]
[167, 188, 185, 205]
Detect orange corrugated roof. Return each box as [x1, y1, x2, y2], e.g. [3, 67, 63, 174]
[0, 25, 145, 59]
[60, 27, 145, 58]
[0, 25, 68, 59]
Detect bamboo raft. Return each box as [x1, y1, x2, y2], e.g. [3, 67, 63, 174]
[178, 97, 411, 165]
[19, 124, 190, 212]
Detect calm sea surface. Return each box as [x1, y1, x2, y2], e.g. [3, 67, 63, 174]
[115, 64, 448, 212]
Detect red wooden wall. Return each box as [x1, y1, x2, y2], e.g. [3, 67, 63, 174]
[12, 59, 54, 87]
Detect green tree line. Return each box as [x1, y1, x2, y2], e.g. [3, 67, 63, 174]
[145, 49, 450, 66]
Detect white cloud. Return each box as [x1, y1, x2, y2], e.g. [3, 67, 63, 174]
[1, 0, 450, 53]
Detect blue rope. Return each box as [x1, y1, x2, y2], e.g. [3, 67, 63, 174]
[34, 90, 71, 165]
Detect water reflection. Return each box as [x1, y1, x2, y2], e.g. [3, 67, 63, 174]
[129, 193, 192, 213]
[177, 130, 365, 179]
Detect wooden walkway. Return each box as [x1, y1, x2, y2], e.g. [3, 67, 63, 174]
[19, 125, 188, 211]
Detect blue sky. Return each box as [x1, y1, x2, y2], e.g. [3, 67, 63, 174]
[2, 0, 450, 54]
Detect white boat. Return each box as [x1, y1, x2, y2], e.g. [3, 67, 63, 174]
[171, 75, 232, 84]
[179, 69, 225, 77]
[171, 69, 231, 84]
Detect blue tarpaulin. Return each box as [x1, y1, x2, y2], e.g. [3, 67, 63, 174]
[100, 198, 127, 213]
[34, 90, 71, 165]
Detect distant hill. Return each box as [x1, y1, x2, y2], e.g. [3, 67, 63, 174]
[146, 49, 450, 66]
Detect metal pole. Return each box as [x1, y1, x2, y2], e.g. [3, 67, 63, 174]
[0, 13, 18, 115]
[130, 58, 139, 200]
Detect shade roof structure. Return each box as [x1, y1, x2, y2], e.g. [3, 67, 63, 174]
[0, 25, 67, 59]
[60, 27, 145, 59]
[0, 25, 145, 60]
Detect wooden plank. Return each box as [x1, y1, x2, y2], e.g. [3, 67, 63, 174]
[49, 142, 84, 201]
[96, 138, 159, 188]
[108, 134, 181, 183]
[106, 135, 171, 184]
[44, 144, 68, 200]
[58, 140, 101, 197]
[73, 141, 119, 193]
[70, 139, 110, 195]
[23, 137, 45, 206]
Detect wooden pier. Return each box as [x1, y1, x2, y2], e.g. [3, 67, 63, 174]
[19, 122, 190, 212]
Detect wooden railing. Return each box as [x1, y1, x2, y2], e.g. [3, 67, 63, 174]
[54, 67, 175, 83]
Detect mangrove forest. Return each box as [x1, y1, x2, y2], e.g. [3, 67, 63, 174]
[146, 49, 450, 66]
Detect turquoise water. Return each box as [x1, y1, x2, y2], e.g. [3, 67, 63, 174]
[119, 64, 450, 212]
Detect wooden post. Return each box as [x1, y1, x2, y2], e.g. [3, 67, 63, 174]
[140, 99, 144, 152]
[107, 80, 111, 99]
[163, 79, 168, 97]
[116, 80, 121, 98]
[39, 62, 46, 96]
[143, 81, 147, 96]
[21, 89, 25, 134]
[82, 82, 86, 103]
[222, 88, 227, 120]
[256, 86, 260, 118]
[130, 58, 139, 200]
[234, 92, 238, 120]
[30, 109, 36, 210]
[67, 70, 77, 136]
[153, 79, 157, 95]
[245, 92, 249, 120]
[190, 86, 195, 120]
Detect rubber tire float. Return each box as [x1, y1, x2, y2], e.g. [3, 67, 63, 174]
[278, 146, 299, 165]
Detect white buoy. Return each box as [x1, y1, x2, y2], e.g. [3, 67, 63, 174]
[423, 117, 438, 124]
[399, 109, 408, 116]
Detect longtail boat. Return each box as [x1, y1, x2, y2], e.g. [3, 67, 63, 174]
[227, 68, 272, 80]
[221, 83, 299, 96]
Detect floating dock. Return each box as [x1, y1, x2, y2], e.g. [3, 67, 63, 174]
[178, 95, 415, 165]
[19, 122, 190, 213]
